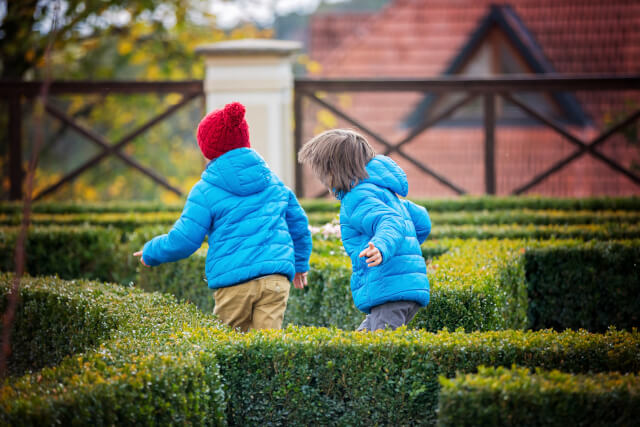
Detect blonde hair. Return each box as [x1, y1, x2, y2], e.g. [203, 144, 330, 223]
[298, 129, 375, 195]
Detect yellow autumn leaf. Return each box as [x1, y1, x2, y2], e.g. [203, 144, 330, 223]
[307, 60, 322, 75]
[146, 65, 162, 79]
[317, 109, 337, 128]
[130, 50, 147, 65]
[166, 93, 182, 105]
[117, 40, 133, 55]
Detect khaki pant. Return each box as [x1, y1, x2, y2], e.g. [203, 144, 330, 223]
[213, 274, 290, 332]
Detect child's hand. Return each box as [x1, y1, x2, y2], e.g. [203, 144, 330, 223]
[359, 242, 382, 267]
[133, 250, 149, 267]
[293, 272, 308, 289]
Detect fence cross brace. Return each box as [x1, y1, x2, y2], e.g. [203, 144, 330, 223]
[299, 90, 474, 197]
[503, 93, 640, 194]
[35, 92, 200, 200]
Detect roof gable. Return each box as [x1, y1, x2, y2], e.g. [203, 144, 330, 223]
[405, 4, 590, 128]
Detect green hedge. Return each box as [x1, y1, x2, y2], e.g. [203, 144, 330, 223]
[0, 274, 226, 425]
[0, 201, 184, 214]
[5, 274, 640, 425]
[429, 223, 640, 240]
[4, 225, 637, 333]
[284, 253, 361, 329]
[427, 209, 640, 226]
[413, 239, 528, 332]
[0, 277, 119, 377]
[0, 212, 179, 231]
[525, 240, 640, 332]
[290, 238, 640, 333]
[438, 365, 640, 427]
[307, 209, 640, 227]
[298, 196, 640, 214]
[129, 238, 528, 333]
[2, 196, 639, 215]
[210, 326, 640, 426]
[0, 227, 126, 283]
[3, 208, 638, 229]
[411, 196, 640, 212]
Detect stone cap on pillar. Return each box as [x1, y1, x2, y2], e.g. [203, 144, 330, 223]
[195, 39, 301, 58]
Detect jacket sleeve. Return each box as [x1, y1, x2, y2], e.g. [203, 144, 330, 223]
[345, 187, 405, 265]
[402, 199, 431, 244]
[142, 185, 211, 266]
[285, 190, 312, 273]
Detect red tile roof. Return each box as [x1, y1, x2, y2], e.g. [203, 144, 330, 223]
[301, 0, 640, 197]
[311, 0, 640, 78]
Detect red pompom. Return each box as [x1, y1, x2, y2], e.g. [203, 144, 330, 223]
[224, 102, 246, 126]
[196, 101, 250, 159]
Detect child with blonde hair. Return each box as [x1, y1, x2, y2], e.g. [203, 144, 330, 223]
[299, 129, 431, 331]
[135, 102, 312, 332]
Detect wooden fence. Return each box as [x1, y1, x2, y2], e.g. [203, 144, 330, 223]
[2, 75, 640, 200]
[0, 81, 204, 200]
[294, 75, 640, 197]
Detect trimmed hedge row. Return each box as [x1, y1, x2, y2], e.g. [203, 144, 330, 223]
[410, 196, 640, 213]
[0, 201, 184, 214]
[2, 225, 638, 333]
[0, 212, 180, 231]
[429, 223, 640, 240]
[438, 366, 640, 427]
[3, 208, 638, 229]
[0, 274, 226, 425]
[126, 237, 529, 333]
[414, 239, 528, 332]
[307, 209, 640, 227]
[5, 274, 640, 425]
[306, 196, 640, 214]
[209, 326, 640, 426]
[2, 196, 639, 215]
[0, 227, 125, 283]
[525, 240, 640, 332]
[428, 209, 640, 226]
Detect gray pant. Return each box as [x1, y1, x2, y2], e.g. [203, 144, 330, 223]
[357, 300, 421, 332]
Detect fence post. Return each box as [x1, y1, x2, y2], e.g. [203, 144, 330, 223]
[196, 39, 301, 189]
[8, 96, 23, 201]
[483, 93, 496, 194]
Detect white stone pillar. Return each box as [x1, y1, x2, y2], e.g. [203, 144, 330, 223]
[196, 39, 301, 189]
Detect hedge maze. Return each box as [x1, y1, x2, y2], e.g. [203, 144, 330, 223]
[0, 196, 638, 425]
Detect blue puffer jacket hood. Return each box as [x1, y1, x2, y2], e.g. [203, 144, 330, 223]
[339, 155, 431, 314]
[201, 148, 270, 196]
[360, 155, 409, 198]
[142, 148, 312, 289]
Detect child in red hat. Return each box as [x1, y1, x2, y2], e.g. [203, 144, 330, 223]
[135, 102, 312, 331]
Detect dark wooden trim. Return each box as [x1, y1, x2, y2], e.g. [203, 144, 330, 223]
[0, 81, 204, 97]
[295, 75, 640, 93]
[34, 93, 199, 200]
[8, 96, 23, 200]
[484, 94, 496, 194]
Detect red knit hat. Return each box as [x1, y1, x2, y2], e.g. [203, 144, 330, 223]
[196, 102, 250, 160]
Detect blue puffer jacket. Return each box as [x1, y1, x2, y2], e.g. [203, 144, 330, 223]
[339, 155, 431, 313]
[142, 148, 312, 289]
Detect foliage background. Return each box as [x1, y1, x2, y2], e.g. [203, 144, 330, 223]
[0, 0, 272, 202]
